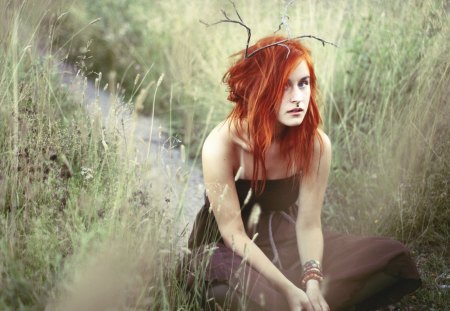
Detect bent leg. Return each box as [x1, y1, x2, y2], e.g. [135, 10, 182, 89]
[201, 244, 290, 310]
[322, 231, 421, 310]
[338, 272, 397, 310]
[206, 282, 273, 311]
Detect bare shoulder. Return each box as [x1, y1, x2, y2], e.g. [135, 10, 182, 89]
[307, 129, 332, 178]
[203, 120, 233, 155]
[202, 120, 238, 178]
[315, 129, 331, 158]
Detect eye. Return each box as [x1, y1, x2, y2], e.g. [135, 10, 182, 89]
[298, 80, 310, 88]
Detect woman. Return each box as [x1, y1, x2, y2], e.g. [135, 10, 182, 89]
[185, 35, 421, 311]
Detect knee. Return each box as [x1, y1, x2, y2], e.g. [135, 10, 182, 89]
[206, 283, 235, 310]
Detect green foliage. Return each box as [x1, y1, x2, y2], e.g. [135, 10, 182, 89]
[0, 1, 191, 309]
[322, 0, 450, 243]
[0, 0, 448, 310]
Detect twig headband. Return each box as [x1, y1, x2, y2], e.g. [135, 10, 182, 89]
[200, 0, 338, 59]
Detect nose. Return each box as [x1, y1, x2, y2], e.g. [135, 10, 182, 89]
[290, 86, 303, 103]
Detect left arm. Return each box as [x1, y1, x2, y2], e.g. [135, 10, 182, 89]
[296, 130, 332, 310]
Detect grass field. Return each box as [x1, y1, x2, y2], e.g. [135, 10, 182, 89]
[0, 0, 449, 309]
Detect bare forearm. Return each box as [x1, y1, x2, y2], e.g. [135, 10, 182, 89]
[296, 225, 324, 264]
[223, 231, 295, 294]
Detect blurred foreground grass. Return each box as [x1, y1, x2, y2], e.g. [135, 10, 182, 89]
[0, 0, 449, 309]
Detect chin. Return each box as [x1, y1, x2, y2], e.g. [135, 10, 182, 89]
[286, 119, 304, 127]
[277, 117, 305, 129]
[279, 115, 306, 127]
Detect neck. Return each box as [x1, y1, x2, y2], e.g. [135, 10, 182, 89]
[274, 123, 287, 142]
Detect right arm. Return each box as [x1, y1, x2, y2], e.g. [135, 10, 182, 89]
[202, 124, 312, 311]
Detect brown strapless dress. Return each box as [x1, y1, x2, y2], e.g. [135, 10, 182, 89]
[184, 175, 421, 310]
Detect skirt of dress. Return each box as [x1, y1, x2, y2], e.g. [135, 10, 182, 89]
[184, 207, 421, 311]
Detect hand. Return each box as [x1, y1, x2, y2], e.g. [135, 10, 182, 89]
[305, 280, 329, 311]
[284, 284, 313, 311]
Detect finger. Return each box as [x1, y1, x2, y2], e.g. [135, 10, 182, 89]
[310, 300, 322, 311]
[307, 295, 322, 311]
[321, 304, 329, 311]
[319, 297, 329, 311]
[302, 302, 314, 311]
[313, 303, 324, 311]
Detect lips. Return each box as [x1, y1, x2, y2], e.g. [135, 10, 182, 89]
[287, 108, 304, 113]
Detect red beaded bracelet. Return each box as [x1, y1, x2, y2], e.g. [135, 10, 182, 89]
[301, 272, 324, 288]
[301, 260, 324, 289]
[302, 267, 322, 275]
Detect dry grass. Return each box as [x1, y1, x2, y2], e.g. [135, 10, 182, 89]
[0, 0, 448, 309]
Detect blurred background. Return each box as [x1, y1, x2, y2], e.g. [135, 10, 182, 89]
[0, 0, 448, 309]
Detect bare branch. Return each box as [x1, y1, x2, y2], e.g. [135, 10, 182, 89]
[200, 1, 337, 60]
[274, 16, 290, 34]
[200, 0, 252, 58]
[278, 43, 291, 59]
[275, 0, 295, 36]
[246, 35, 338, 59]
[221, 9, 230, 20]
[229, 0, 243, 23]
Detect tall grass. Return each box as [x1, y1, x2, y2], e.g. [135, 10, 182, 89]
[318, 0, 449, 234]
[57, 0, 449, 236]
[0, 1, 198, 310]
[1, 0, 449, 309]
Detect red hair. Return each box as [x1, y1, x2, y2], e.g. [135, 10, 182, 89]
[223, 35, 322, 192]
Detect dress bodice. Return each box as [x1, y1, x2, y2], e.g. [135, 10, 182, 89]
[235, 175, 300, 212]
[188, 174, 301, 249]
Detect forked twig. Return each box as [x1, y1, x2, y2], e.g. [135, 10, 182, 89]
[274, 0, 295, 36]
[200, 0, 252, 59]
[247, 35, 337, 58]
[200, 0, 337, 59]
[277, 43, 291, 59]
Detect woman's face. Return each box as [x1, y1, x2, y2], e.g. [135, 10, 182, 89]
[277, 60, 311, 128]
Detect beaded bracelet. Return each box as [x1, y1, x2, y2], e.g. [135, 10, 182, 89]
[303, 259, 321, 270]
[301, 260, 324, 289]
[302, 267, 322, 275]
[301, 273, 324, 288]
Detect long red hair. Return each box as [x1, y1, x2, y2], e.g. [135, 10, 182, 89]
[223, 35, 322, 192]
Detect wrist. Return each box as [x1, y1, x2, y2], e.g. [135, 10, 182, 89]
[281, 280, 301, 296]
[306, 279, 320, 290]
[301, 259, 324, 289]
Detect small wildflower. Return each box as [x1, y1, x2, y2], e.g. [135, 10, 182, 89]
[180, 144, 186, 163]
[134, 82, 152, 112]
[248, 204, 261, 228]
[244, 188, 252, 206]
[156, 74, 164, 88]
[81, 167, 94, 180]
[251, 232, 259, 242]
[101, 129, 109, 152]
[134, 74, 140, 86]
[234, 166, 243, 181]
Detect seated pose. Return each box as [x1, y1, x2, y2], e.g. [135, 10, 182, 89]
[185, 35, 421, 311]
